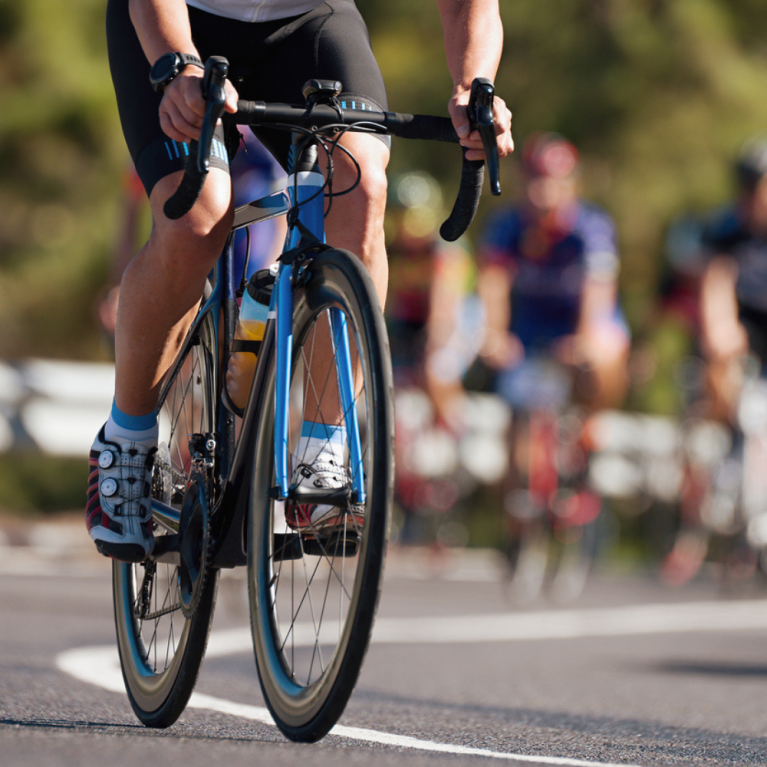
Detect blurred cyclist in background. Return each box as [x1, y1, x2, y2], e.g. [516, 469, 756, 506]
[476, 132, 629, 413]
[475, 133, 629, 586]
[691, 138, 767, 577]
[386, 172, 480, 428]
[699, 138, 767, 426]
[385, 172, 482, 541]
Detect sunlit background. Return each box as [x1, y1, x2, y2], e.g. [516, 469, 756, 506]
[2, 0, 767, 589]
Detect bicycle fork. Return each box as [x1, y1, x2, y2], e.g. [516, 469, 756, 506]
[272, 141, 366, 504]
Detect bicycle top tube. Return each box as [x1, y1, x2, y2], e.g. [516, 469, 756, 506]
[164, 57, 501, 241]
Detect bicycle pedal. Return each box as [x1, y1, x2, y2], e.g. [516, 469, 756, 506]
[272, 531, 360, 560]
[291, 485, 352, 508]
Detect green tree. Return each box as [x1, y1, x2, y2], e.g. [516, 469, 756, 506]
[0, 0, 124, 360]
[1, 0, 767, 375]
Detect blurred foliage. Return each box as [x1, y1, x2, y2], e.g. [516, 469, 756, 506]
[0, 454, 86, 514]
[1, 0, 767, 389]
[0, 0, 124, 360]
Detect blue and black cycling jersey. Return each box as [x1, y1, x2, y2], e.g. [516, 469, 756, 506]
[703, 205, 767, 362]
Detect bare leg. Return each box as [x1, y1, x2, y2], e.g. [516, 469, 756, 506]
[113, 168, 233, 417]
[323, 133, 390, 307]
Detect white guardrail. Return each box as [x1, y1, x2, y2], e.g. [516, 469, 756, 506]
[0, 359, 114, 456]
[1, 359, 721, 503]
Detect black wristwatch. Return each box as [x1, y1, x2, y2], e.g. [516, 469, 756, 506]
[149, 52, 204, 94]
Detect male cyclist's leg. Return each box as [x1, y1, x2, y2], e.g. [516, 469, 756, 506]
[324, 133, 390, 306]
[87, 167, 233, 561]
[96, 0, 237, 559]
[284, 134, 388, 528]
[114, 169, 233, 417]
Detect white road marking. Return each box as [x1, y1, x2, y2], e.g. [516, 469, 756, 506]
[198, 598, 767, 657]
[56, 598, 767, 766]
[56, 644, 636, 767]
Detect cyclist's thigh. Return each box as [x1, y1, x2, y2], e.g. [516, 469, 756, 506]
[106, 0, 231, 197]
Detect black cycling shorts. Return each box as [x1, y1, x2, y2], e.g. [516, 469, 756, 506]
[106, 0, 389, 196]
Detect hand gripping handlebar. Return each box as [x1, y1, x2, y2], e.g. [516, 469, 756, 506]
[163, 57, 502, 241]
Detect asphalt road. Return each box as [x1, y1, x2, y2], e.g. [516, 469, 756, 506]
[2, 518, 767, 766]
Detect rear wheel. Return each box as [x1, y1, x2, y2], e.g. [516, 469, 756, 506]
[113, 308, 219, 727]
[248, 248, 394, 742]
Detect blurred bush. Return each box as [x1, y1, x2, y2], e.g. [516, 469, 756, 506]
[0, 454, 86, 515]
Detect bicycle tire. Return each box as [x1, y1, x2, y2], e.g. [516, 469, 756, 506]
[501, 508, 550, 604]
[546, 514, 600, 603]
[248, 247, 394, 742]
[113, 307, 220, 728]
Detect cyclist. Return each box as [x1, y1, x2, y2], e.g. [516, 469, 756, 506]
[86, 0, 513, 562]
[477, 133, 628, 410]
[699, 139, 767, 426]
[475, 133, 628, 530]
[386, 172, 479, 427]
[385, 172, 481, 539]
[688, 139, 767, 563]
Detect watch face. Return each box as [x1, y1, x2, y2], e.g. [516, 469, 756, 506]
[150, 53, 180, 92]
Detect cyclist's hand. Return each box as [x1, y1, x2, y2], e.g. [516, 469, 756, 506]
[159, 69, 239, 143]
[448, 86, 514, 161]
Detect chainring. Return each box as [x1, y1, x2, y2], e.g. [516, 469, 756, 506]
[177, 471, 211, 618]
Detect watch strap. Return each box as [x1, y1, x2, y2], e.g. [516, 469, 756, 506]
[177, 53, 203, 71]
[151, 52, 204, 93]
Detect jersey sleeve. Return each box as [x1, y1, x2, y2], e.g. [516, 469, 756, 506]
[700, 206, 740, 256]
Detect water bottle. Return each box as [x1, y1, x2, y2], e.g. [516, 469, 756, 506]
[226, 269, 273, 410]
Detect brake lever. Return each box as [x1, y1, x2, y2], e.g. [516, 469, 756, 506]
[469, 78, 501, 196]
[197, 56, 229, 174]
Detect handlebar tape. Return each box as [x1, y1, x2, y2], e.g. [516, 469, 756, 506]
[439, 155, 484, 242]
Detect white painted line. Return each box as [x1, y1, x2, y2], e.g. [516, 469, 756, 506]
[56, 644, 639, 767]
[371, 599, 767, 643]
[57, 598, 767, 764]
[196, 598, 767, 660]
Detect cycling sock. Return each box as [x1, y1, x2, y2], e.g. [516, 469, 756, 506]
[296, 421, 346, 465]
[105, 400, 159, 449]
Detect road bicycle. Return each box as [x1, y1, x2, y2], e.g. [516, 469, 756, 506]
[497, 358, 602, 603]
[110, 57, 500, 743]
[661, 354, 767, 588]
